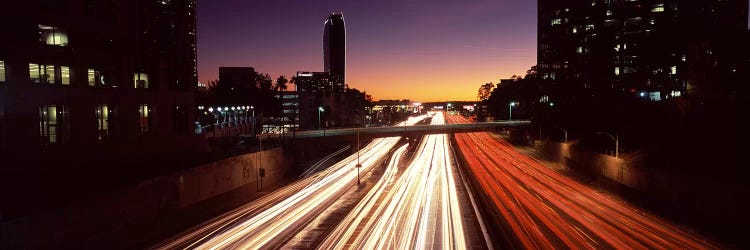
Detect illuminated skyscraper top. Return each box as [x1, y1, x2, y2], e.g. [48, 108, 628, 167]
[323, 13, 346, 91]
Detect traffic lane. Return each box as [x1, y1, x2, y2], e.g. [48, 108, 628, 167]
[317, 144, 409, 249]
[153, 172, 322, 249]
[447, 114, 716, 249]
[186, 116, 430, 249]
[198, 137, 402, 249]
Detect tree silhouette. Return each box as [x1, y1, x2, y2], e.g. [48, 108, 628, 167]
[274, 75, 289, 92]
[478, 82, 495, 101]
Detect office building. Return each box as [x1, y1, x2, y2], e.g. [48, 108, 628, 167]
[275, 90, 300, 132]
[323, 13, 346, 92]
[0, 0, 198, 164]
[537, 0, 748, 101]
[294, 71, 334, 129]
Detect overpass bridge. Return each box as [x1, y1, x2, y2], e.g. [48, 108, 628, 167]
[241, 120, 531, 141]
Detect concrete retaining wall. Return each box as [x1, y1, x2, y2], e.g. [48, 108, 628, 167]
[539, 141, 746, 241]
[0, 147, 289, 249]
[178, 147, 286, 207]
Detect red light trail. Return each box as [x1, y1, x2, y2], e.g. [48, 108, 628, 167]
[447, 114, 717, 249]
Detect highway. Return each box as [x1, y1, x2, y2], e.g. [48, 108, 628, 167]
[320, 112, 478, 249]
[154, 115, 429, 249]
[447, 114, 717, 249]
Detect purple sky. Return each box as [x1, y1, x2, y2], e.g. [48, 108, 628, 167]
[197, 0, 538, 101]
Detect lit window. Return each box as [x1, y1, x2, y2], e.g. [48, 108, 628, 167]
[96, 105, 109, 140]
[551, 18, 562, 26]
[61, 66, 70, 85]
[29, 63, 40, 82]
[606, 10, 612, 16]
[591, 0, 596, 6]
[572, 27, 578, 33]
[651, 3, 665, 13]
[614, 67, 621, 75]
[45, 65, 56, 84]
[88, 69, 103, 86]
[586, 24, 595, 30]
[577, 47, 584, 54]
[38, 25, 68, 46]
[29, 63, 59, 84]
[138, 104, 151, 134]
[134, 73, 149, 88]
[0, 60, 5, 82]
[670, 66, 677, 75]
[39, 105, 67, 145]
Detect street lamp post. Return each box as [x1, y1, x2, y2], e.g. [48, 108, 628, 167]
[597, 132, 619, 158]
[250, 106, 255, 138]
[509, 102, 518, 121]
[356, 129, 361, 186]
[244, 106, 249, 133]
[555, 127, 568, 143]
[258, 134, 263, 192]
[318, 106, 324, 130]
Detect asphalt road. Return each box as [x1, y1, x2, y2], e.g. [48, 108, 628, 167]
[153, 116, 430, 249]
[319, 112, 488, 249]
[448, 114, 718, 249]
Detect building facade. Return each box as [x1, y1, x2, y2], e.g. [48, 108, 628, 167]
[323, 13, 346, 93]
[0, 0, 198, 164]
[538, 0, 748, 101]
[294, 71, 333, 129]
[275, 90, 299, 132]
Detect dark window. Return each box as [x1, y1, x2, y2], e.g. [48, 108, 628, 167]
[84, 0, 118, 22]
[173, 105, 188, 132]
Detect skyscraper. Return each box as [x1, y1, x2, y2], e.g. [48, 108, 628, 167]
[323, 13, 346, 92]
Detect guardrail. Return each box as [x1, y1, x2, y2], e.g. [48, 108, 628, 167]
[195, 119, 252, 139]
[243, 120, 531, 140]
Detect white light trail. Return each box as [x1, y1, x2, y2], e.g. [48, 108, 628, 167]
[190, 116, 428, 249]
[320, 112, 468, 249]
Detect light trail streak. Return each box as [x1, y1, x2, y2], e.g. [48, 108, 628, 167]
[160, 115, 429, 249]
[446, 114, 717, 249]
[320, 112, 469, 249]
[317, 143, 410, 249]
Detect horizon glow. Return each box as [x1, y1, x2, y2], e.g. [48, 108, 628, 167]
[198, 0, 537, 102]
